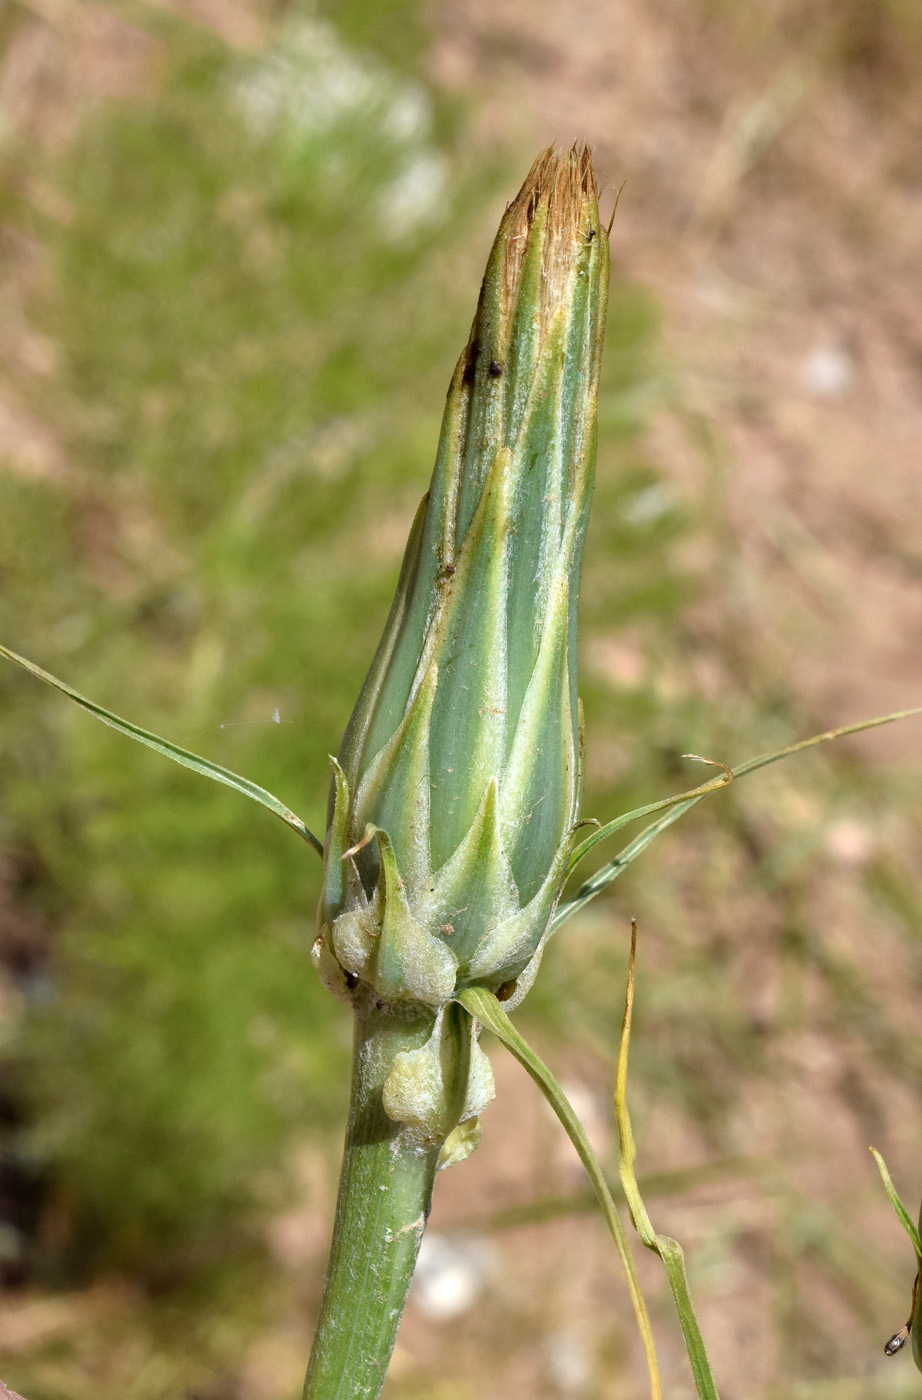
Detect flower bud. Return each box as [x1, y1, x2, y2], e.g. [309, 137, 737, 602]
[315, 146, 608, 1043]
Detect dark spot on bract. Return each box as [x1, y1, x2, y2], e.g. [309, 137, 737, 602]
[488, 360, 503, 378]
[462, 338, 480, 385]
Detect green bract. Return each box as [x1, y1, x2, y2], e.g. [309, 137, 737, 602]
[313, 146, 608, 1138]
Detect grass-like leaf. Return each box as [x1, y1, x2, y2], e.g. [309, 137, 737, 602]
[565, 758, 732, 878]
[870, 1148, 922, 1264]
[456, 984, 663, 1400]
[869, 1148, 922, 1367]
[614, 920, 721, 1400]
[554, 705, 922, 934]
[0, 644, 324, 857]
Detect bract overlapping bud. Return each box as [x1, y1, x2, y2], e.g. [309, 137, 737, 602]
[312, 146, 608, 1143]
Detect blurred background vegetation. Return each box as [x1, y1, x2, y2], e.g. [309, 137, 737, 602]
[0, 0, 921, 1396]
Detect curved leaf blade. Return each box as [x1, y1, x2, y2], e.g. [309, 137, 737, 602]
[554, 705, 922, 934]
[565, 763, 732, 878]
[456, 984, 663, 1400]
[0, 643, 324, 857]
[870, 1147, 922, 1265]
[615, 921, 721, 1400]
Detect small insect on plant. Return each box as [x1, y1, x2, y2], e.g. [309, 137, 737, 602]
[1, 146, 920, 1400]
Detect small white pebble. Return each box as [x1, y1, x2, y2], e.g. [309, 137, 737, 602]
[620, 483, 674, 524]
[543, 1326, 592, 1395]
[825, 818, 874, 866]
[798, 342, 854, 399]
[410, 1232, 493, 1321]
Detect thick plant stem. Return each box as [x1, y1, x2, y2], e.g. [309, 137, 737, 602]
[303, 992, 442, 1400]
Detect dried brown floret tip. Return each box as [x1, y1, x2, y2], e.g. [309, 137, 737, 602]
[498, 143, 601, 330]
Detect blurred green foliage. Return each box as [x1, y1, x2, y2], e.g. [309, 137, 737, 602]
[0, 0, 675, 1288]
[0, 2, 485, 1281]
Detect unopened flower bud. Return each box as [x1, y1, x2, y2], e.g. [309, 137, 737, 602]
[313, 146, 608, 1138]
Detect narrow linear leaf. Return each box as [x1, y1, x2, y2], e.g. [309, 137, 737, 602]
[870, 1148, 922, 1264]
[456, 984, 663, 1400]
[553, 800, 693, 933]
[615, 921, 721, 1400]
[0, 643, 324, 857]
[731, 706, 922, 781]
[566, 763, 731, 877]
[554, 704, 922, 933]
[870, 1149, 922, 1369]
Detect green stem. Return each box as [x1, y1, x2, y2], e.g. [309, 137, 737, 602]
[303, 993, 442, 1400]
